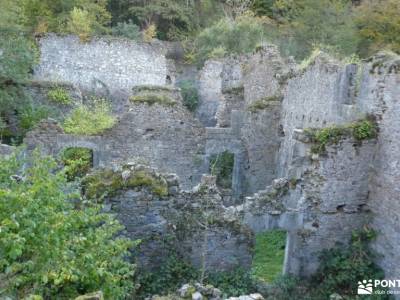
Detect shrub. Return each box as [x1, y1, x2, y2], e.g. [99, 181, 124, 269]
[310, 227, 387, 299]
[206, 268, 255, 298]
[61, 147, 93, 181]
[0, 151, 135, 299]
[47, 87, 72, 105]
[178, 80, 199, 112]
[136, 253, 197, 298]
[19, 105, 52, 133]
[112, 21, 141, 40]
[352, 119, 377, 141]
[63, 100, 116, 135]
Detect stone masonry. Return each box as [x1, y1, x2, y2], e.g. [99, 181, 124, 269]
[21, 35, 400, 289]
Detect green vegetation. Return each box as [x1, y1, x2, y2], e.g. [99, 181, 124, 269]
[61, 147, 93, 181]
[63, 100, 116, 135]
[206, 269, 255, 298]
[194, 14, 266, 65]
[305, 118, 378, 154]
[20, 0, 110, 37]
[247, 94, 283, 112]
[352, 119, 378, 141]
[356, 0, 400, 57]
[252, 230, 286, 283]
[112, 20, 141, 40]
[82, 168, 168, 200]
[309, 227, 387, 299]
[130, 94, 177, 107]
[136, 253, 197, 298]
[210, 151, 235, 189]
[178, 80, 199, 112]
[262, 227, 388, 300]
[0, 151, 135, 299]
[47, 87, 72, 105]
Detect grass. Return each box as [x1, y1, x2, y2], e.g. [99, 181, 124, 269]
[252, 230, 286, 283]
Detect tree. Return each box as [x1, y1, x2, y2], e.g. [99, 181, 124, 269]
[0, 151, 136, 299]
[356, 0, 400, 56]
[20, 0, 110, 35]
[194, 13, 266, 65]
[220, 0, 255, 20]
[126, 0, 194, 40]
[276, 0, 359, 59]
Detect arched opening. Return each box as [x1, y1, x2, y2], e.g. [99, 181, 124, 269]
[252, 230, 287, 282]
[60, 147, 93, 181]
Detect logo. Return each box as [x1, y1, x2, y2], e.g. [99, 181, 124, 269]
[358, 280, 373, 295]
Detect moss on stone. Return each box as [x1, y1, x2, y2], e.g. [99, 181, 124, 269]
[247, 94, 283, 113]
[129, 94, 177, 106]
[132, 85, 176, 93]
[83, 168, 168, 200]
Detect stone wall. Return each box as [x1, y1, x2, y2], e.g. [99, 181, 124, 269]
[25, 90, 207, 190]
[229, 134, 375, 276]
[364, 54, 400, 283]
[34, 35, 170, 98]
[98, 166, 253, 272]
[197, 60, 223, 126]
[278, 55, 363, 178]
[26, 36, 400, 285]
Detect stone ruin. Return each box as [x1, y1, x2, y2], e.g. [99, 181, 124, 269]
[8, 34, 399, 285]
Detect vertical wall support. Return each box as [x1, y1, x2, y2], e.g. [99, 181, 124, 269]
[232, 152, 243, 200]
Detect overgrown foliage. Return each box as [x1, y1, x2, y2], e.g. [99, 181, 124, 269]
[136, 252, 197, 299]
[0, 151, 135, 299]
[82, 168, 168, 201]
[305, 118, 378, 154]
[177, 80, 199, 112]
[63, 100, 116, 135]
[205, 269, 255, 298]
[47, 87, 72, 105]
[61, 147, 93, 181]
[112, 20, 141, 40]
[20, 0, 110, 37]
[210, 151, 235, 189]
[194, 14, 266, 65]
[309, 226, 387, 299]
[356, 0, 400, 57]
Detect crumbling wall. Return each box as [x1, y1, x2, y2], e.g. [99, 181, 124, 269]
[364, 55, 400, 282]
[25, 90, 208, 190]
[98, 167, 253, 272]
